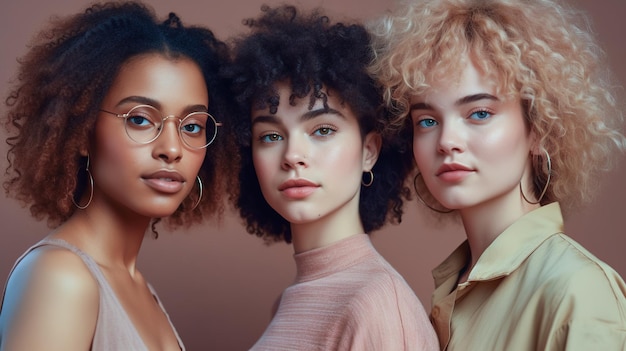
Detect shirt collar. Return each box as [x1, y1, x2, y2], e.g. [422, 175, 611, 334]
[294, 233, 373, 283]
[433, 202, 565, 286]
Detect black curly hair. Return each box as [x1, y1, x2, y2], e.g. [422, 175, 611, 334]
[3, 1, 235, 229]
[225, 5, 413, 243]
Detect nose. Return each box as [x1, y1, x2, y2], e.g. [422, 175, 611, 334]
[152, 119, 183, 163]
[281, 136, 309, 171]
[437, 119, 465, 154]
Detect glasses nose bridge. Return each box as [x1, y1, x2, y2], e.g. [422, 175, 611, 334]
[153, 113, 185, 143]
[157, 114, 186, 136]
[159, 114, 184, 129]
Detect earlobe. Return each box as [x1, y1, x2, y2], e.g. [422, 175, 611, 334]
[362, 132, 382, 170]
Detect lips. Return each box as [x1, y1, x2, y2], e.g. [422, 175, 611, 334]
[278, 178, 319, 199]
[142, 170, 186, 193]
[436, 163, 474, 182]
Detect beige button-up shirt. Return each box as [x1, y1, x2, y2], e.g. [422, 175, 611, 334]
[431, 203, 626, 350]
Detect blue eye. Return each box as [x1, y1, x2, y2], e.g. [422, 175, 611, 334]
[125, 111, 158, 130]
[128, 115, 152, 127]
[417, 118, 437, 128]
[469, 110, 492, 120]
[260, 133, 283, 143]
[181, 112, 210, 137]
[181, 123, 204, 135]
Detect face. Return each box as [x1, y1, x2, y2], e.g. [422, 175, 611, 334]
[90, 53, 208, 218]
[251, 82, 379, 226]
[410, 59, 533, 212]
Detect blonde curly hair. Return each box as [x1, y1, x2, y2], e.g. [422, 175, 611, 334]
[368, 0, 625, 215]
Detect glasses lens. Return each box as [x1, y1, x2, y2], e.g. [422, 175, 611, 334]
[180, 112, 218, 149]
[124, 105, 161, 143]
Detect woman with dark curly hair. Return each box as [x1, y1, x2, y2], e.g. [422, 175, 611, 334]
[225, 5, 438, 350]
[0, 2, 232, 350]
[369, 0, 626, 349]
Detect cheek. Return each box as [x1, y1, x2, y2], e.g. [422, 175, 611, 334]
[328, 144, 356, 161]
[412, 137, 434, 170]
[92, 118, 135, 168]
[324, 142, 363, 175]
[252, 148, 275, 187]
[91, 146, 138, 195]
[188, 150, 206, 174]
[94, 134, 134, 169]
[478, 126, 529, 160]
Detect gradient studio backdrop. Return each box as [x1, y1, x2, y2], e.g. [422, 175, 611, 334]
[1, 0, 624, 349]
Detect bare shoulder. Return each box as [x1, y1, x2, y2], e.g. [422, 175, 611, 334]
[0, 246, 99, 351]
[6, 245, 100, 301]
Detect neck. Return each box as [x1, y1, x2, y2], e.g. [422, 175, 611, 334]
[291, 196, 364, 254]
[459, 194, 539, 273]
[51, 204, 151, 276]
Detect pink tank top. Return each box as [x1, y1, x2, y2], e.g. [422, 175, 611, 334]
[1, 238, 186, 350]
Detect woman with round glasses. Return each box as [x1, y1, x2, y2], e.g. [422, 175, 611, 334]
[0, 2, 232, 350]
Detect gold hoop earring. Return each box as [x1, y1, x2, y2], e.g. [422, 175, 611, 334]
[191, 176, 203, 210]
[361, 170, 374, 187]
[72, 155, 94, 210]
[520, 149, 552, 205]
[413, 173, 452, 214]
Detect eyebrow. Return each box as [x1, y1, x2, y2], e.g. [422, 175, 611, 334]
[116, 96, 208, 114]
[251, 107, 345, 126]
[409, 93, 499, 111]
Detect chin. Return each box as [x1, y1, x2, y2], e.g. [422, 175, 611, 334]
[138, 203, 183, 219]
[279, 211, 318, 225]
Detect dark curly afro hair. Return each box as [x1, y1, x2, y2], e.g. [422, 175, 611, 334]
[3, 1, 236, 231]
[224, 5, 413, 244]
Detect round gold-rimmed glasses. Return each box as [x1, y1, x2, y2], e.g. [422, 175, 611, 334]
[100, 104, 222, 149]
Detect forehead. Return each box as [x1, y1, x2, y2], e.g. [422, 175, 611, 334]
[103, 53, 208, 108]
[415, 59, 497, 100]
[252, 81, 354, 117]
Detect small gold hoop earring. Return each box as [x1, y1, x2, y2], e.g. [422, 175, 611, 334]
[191, 176, 203, 210]
[361, 170, 374, 187]
[413, 173, 452, 214]
[520, 149, 552, 205]
[72, 155, 94, 210]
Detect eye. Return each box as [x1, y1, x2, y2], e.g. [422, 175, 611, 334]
[417, 118, 438, 129]
[125, 108, 158, 129]
[313, 125, 336, 137]
[469, 109, 492, 121]
[181, 123, 204, 135]
[127, 113, 155, 128]
[181, 114, 207, 136]
[260, 133, 283, 143]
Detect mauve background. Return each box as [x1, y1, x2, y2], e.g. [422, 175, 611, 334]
[0, 0, 624, 349]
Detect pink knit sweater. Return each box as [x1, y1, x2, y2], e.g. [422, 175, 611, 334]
[250, 234, 439, 350]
